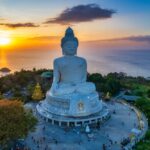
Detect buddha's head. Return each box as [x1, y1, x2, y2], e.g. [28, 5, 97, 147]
[61, 27, 78, 56]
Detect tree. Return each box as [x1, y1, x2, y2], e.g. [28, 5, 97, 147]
[88, 73, 105, 92]
[32, 83, 44, 101]
[145, 130, 150, 140]
[104, 78, 121, 95]
[135, 130, 150, 150]
[88, 73, 104, 83]
[107, 72, 126, 80]
[0, 91, 3, 99]
[136, 90, 144, 97]
[135, 98, 150, 125]
[147, 89, 150, 98]
[0, 100, 37, 148]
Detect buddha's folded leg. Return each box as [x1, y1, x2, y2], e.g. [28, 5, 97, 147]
[53, 84, 76, 96]
[76, 82, 96, 94]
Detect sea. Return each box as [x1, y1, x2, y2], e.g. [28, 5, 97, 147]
[0, 48, 150, 77]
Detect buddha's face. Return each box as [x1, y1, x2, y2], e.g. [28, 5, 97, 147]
[62, 41, 78, 56]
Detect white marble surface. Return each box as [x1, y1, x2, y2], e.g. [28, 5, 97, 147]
[44, 91, 102, 117]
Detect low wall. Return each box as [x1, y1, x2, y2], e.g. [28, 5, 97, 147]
[119, 101, 148, 150]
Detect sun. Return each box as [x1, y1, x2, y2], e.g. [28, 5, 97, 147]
[0, 30, 11, 46]
[0, 37, 11, 45]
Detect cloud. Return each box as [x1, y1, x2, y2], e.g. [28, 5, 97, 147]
[30, 36, 61, 41]
[81, 35, 150, 50]
[123, 35, 150, 43]
[44, 4, 116, 25]
[103, 35, 150, 43]
[0, 22, 39, 28]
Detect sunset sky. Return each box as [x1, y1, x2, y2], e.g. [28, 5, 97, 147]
[0, 0, 150, 74]
[0, 0, 150, 50]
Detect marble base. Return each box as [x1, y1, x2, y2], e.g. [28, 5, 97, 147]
[44, 91, 102, 117]
[36, 91, 110, 126]
[37, 102, 110, 126]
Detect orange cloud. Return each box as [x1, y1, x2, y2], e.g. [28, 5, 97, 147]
[0, 22, 39, 28]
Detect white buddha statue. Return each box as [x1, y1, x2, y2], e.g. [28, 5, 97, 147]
[50, 27, 96, 96]
[41, 27, 102, 117]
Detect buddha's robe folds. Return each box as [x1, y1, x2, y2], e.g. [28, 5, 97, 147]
[52, 82, 96, 96]
[50, 56, 96, 96]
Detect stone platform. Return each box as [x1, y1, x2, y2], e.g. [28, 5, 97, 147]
[43, 91, 102, 117]
[36, 101, 110, 127]
[25, 101, 148, 150]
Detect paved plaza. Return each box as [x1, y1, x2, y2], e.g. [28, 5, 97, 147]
[24, 101, 142, 150]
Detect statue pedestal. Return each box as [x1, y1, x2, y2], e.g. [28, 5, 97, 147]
[36, 91, 110, 127]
